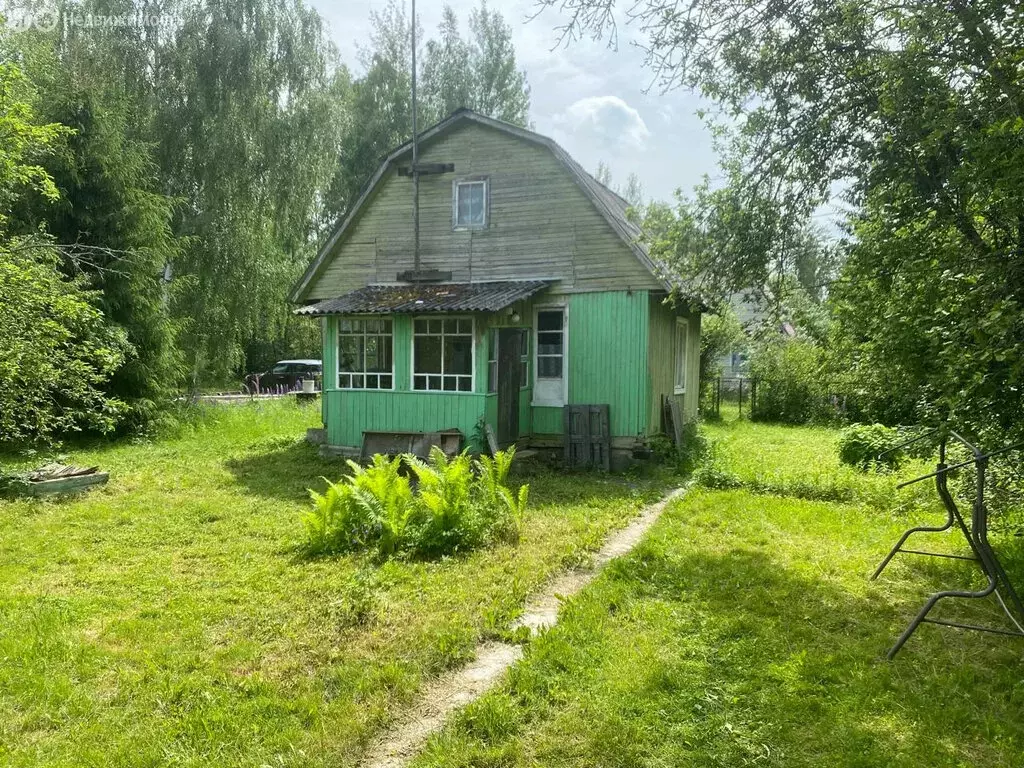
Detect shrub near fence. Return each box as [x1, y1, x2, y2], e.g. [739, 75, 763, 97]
[748, 339, 848, 425]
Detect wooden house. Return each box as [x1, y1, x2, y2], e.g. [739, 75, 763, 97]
[291, 109, 701, 468]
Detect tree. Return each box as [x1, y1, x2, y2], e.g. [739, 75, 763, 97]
[467, 0, 529, 125]
[0, 61, 65, 225]
[0, 54, 129, 445]
[546, 0, 1024, 434]
[621, 172, 643, 208]
[7, 33, 184, 429]
[150, 0, 350, 385]
[0, 245, 131, 444]
[326, 0, 531, 224]
[421, 6, 472, 122]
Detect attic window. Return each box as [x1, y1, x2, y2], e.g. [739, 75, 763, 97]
[453, 179, 487, 229]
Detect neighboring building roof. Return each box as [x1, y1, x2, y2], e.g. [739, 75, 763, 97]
[294, 280, 552, 316]
[290, 108, 693, 304]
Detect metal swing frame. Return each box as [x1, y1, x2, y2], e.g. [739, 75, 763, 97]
[871, 428, 1024, 659]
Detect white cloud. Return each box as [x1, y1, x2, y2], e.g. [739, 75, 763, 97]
[555, 95, 651, 151]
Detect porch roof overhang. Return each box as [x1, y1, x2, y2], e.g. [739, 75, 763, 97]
[294, 280, 552, 316]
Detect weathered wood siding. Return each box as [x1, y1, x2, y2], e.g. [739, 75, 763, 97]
[307, 122, 661, 299]
[647, 296, 701, 432]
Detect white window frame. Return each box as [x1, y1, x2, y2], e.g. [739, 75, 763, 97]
[452, 178, 488, 230]
[674, 316, 689, 395]
[337, 316, 395, 391]
[532, 304, 568, 407]
[411, 316, 476, 393]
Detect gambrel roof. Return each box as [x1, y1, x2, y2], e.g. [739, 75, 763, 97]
[290, 109, 685, 304]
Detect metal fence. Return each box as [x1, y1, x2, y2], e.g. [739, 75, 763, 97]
[704, 376, 755, 418]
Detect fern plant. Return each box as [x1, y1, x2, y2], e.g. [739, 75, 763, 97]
[407, 448, 479, 555]
[347, 454, 413, 555]
[302, 447, 529, 558]
[475, 446, 527, 544]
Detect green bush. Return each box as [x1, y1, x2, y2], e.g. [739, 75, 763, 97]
[749, 339, 831, 425]
[0, 245, 131, 445]
[649, 422, 711, 475]
[837, 423, 902, 471]
[693, 465, 744, 490]
[303, 447, 528, 558]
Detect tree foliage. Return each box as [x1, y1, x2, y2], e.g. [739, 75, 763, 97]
[0, 54, 129, 444]
[325, 0, 530, 222]
[548, 0, 1024, 437]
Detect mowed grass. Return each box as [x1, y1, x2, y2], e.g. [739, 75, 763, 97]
[701, 409, 934, 508]
[0, 401, 666, 767]
[413, 416, 1024, 768]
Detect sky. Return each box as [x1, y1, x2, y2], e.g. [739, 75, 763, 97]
[305, 0, 721, 206]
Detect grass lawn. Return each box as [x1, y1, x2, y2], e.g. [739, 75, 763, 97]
[413, 415, 1024, 767]
[0, 401, 667, 767]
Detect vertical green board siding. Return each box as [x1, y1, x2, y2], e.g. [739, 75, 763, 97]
[321, 316, 335, 426]
[326, 390, 487, 450]
[531, 290, 650, 438]
[565, 290, 650, 438]
[531, 406, 562, 435]
[484, 394, 498, 431]
[518, 386, 532, 438]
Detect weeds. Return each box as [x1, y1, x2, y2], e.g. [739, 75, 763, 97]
[303, 447, 528, 558]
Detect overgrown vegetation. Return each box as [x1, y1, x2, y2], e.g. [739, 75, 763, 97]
[304, 448, 528, 558]
[837, 423, 903, 471]
[693, 408, 931, 510]
[0, 0, 532, 444]
[412, 415, 1024, 768]
[0, 401, 668, 766]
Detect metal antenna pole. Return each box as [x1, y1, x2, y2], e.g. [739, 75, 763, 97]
[411, 0, 420, 274]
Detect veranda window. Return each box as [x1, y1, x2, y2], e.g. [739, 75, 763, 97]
[536, 310, 565, 379]
[533, 308, 566, 406]
[338, 317, 393, 389]
[413, 317, 474, 392]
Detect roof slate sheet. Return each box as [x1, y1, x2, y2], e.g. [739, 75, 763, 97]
[294, 280, 551, 316]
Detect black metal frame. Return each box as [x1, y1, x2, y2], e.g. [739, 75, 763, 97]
[872, 429, 1024, 659]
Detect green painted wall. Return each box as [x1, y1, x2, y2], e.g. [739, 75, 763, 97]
[321, 290, 698, 452]
[325, 390, 487, 450]
[532, 406, 562, 434]
[532, 290, 650, 438]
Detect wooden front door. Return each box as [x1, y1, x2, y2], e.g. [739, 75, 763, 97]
[496, 328, 522, 446]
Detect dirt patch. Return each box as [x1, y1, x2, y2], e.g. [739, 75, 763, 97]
[514, 487, 686, 632]
[360, 486, 687, 767]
